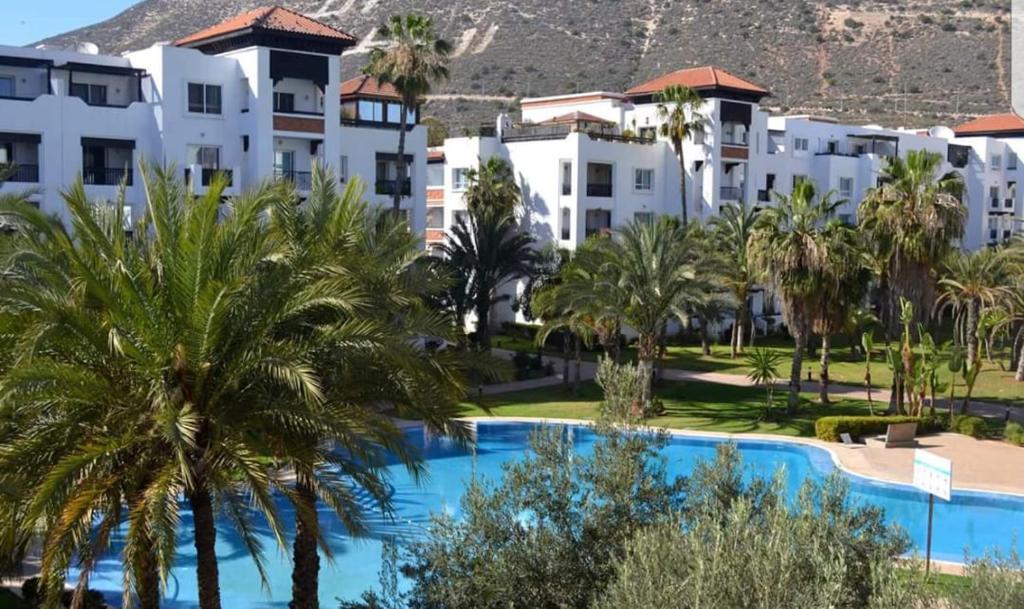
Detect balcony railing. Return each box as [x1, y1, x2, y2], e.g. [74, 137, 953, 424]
[757, 189, 771, 203]
[0, 164, 39, 183]
[185, 167, 234, 187]
[991, 198, 1001, 209]
[720, 186, 742, 201]
[83, 167, 133, 186]
[721, 133, 748, 147]
[587, 183, 613, 197]
[275, 169, 312, 191]
[1005, 198, 1015, 209]
[375, 178, 412, 196]
[585, 131, 656, 145]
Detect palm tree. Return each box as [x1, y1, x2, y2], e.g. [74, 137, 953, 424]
[364, 14, 451, 213]
[937, 248, 1009, 366]
[710, 200, 758, 358]
[267, 169, 473, 609]
[656, 85, 706, 226]
[749, 181, 845, 413]
[746, 348, 784, 419]
[609, 216, 698, 405]
[859, 150, 966, 336]
[443, 204, 534, 350]
[464, 156, 521, 215]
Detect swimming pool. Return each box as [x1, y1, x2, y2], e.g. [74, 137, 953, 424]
[78, 421, 1024, 607]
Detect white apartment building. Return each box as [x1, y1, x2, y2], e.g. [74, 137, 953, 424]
[0, 6, 427, 234]
[432, 66, 1024, 324]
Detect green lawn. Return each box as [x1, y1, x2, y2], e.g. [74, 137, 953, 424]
[461, 379, 875, 438]
[492, 334, 1024, 406]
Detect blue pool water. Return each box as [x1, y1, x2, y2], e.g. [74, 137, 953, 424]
[79, 422, 1024, 607]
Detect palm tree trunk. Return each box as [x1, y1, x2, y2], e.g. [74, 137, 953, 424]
[573, 335, 581, 396]
[562, 333, 570, 391]
[638, 333, 658, 408]
[678, 150, 688, 226]
[135, 536, 161, 609]
[187, 486, 221, 609]
[736, 311, 745, 356]
[699, 316, 711, 356]
[392, 103, 409, 213]
[749, 316, 756, 347]
[1016, 334, 1024, 382]
[787, 332, 805, 414]
[656, 322, 668, 382]
[819, 334, 831, 405]
[476, 294, 491, 351]
[291, 479, 320, 609]
[730, 319, 738, 359]
[966, 298, 980, 365]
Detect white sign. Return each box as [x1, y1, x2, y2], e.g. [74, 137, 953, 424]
[912, 450, 952, 502]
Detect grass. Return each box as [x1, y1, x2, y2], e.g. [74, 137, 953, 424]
[461, 378, 876, 438]
[0, 589, 27, 609]
[492, 334, 1024, 406]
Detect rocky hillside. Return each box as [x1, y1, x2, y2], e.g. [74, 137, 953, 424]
[36, 0, 1013, 131]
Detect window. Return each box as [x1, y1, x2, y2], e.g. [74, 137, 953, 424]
[792, 174, 808, 189]
[339, 155, 349, 182]
[358, 100, 384, 122]
[275, 150, 295, 176]
[990, 186, 1000, 207]
[123, 205, 134, 232]
[584, 209, 611, 237]
[71, 83, 107, 106]
[638, 126, 657, 141]
[0, 76, 13, 97]
[386, 103, 402, 124]
[560, 207, 571, 240]
[991, 154, 1002, 170]
[839, 214, 853, 226]
[586, 162, 613, 197]
[452, 168, 469, 191]
[634, 211, 655, 225]
[453, 210, 469, 226]
[634, 168, 654, 192]
[274, 91, 295, 113]
[838, 177, 853, 198]
[793, 137, 809, 152]
[561, 161, 572, 196]
[426, 207, 444, 229]
[187, 145, 220, 169]
[0, 142, 11, 165]
[188, 83, 221, 114]
[1009, 152, 1018, 170]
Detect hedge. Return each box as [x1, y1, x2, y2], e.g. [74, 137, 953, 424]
[1006, 422, 1024, 447]
[815, 416, 936, 443]
[950, 415, 988, 439]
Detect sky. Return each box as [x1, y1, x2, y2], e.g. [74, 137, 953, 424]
[2, 0, 140, 47]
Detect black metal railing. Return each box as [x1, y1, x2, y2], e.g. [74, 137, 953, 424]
[757, 189, 771, 202]
[375, 178, 412, 196]
[341, 117, 417, 131]
[586, 183, 612, 197]
[720, 186, 742, 200]
[585, 131, 655, 145]
[991, 198, 1002, 209]
[83, 167, 133, 186]
[275, 169, 312, 191]
[562, 184, 571, 196]
[0, 164, 39, 183]
[502, 124, 571, 143]
[274, 104, 322, 116]
[1005, 198, 1015, 209]
[186, 167, 234, 187]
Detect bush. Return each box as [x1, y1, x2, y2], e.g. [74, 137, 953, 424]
[1005, 422, 1024, 447]
[815, 416, 927, 442]
[510, 350, 532, 371]
[21, 577, 106, 609]
[951, 415, 988, 439]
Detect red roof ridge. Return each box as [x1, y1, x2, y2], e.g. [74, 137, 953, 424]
[175, 5, 356, 47]
[953, 111, 1024, 136]
[340, 74, 401, 100]
[624, 66, 769, 98]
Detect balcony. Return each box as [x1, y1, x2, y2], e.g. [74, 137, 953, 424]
[1006, 198, 1015, 209]
[721, 133, 748, 147]
[585, 131, 655, 145]
[83, 167, 132, 186]
[720, 186, 743, 201]
[185, 165, 239, 195]
[586, 183, 613, 198]
[0, 164, 39, 183]
[376, 178, 412, 196]
[275, 169, 312, 191]
[757, 189, 771, 203]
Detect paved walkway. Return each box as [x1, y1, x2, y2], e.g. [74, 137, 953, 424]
[487, 349, 1024, 422]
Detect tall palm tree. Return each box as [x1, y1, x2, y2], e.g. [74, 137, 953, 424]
[364, 14, 450, 213]
[710, 200, 758, 358]
[267, 169, 473, 609]
[609, 216, 698, 405]
[464, 156, 521, 215]
[859, 150, 966, 335]
[656, 85, 706, 226]
[937, 248, 1009, 366]
[443, 205, 534, 350]
[749, 181, 845, 413]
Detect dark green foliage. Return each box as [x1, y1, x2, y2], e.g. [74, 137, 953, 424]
[815, 415, 936, 442]
[950, 415, 988, 439]
[1005, 422, 1024, 447]
[398, 426, 687, 609]
[20, 578, 105, 609]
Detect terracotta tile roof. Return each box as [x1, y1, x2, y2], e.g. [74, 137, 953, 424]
[953, 112, 1024, 136]
[427, 150, 445, 162]
[541, 111, 614, 124]
[175, 5, 356, 47]
[625, 66, 769, 97]
[340, 75, 401, 101]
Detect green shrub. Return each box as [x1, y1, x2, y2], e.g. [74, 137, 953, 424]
[951, 415, 988, 439]
[815, 416, 927, 442]
[1005, 422, 1024, 447]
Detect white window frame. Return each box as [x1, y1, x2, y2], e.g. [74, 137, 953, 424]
[633, 168, 654, 193]
[634, 211, 655, 225]
[187, 81, 223, 115]
[1008, 152, 1019, 170]
[452, 167, 470, 192]
[793, 137, 809, 153]
[991, 154, 1002, 170]
[838, 177, 853, 199]
[187, 145, 221, 169]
